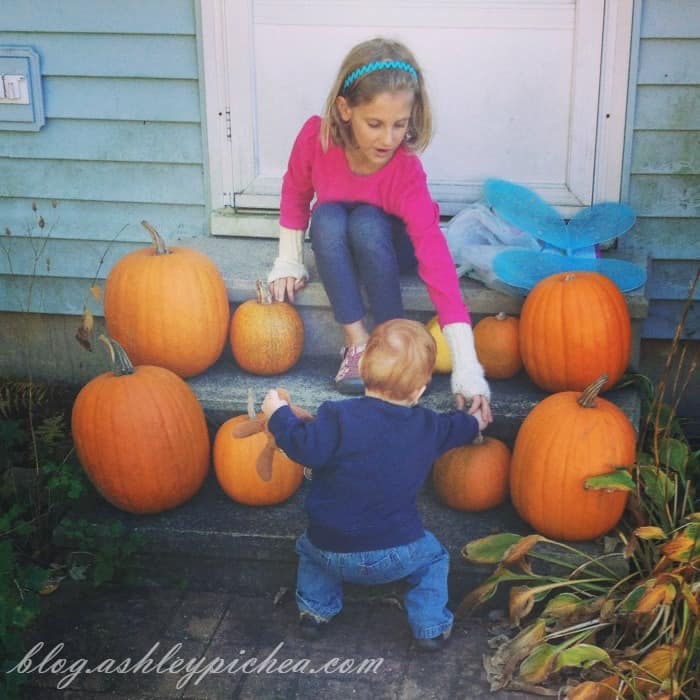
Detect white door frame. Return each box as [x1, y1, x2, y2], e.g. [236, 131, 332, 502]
[198, 0, 634, 227]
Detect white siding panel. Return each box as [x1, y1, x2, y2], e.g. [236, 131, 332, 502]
[634, 86, 700, 130]
[638, 39, 700, 85]
[640, 0, 700, 39]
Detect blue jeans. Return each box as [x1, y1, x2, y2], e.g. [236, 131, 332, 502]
[309, 203, 418, 326]
[295, 530, 453, 639]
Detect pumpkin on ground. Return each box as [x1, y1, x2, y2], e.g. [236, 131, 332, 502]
[230, 281, 304, 375]
[104, 221, 230, 378]
[71, 336, 210, 514]
[425, 315, 452, 373]
[518, 271, 631, 393]
[509, 375, 637, 541]
[213, 391, 305, 506]
[473, 312, 522, 379]
[433, 435, 511, 511]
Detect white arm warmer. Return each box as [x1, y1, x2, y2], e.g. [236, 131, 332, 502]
[442, 322, 491, 402]
[267, 226, 309, 284]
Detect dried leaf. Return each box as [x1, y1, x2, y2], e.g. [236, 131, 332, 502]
[567, 675, 621, 700]
[462, 532, 523, 564]
[634, 526, 667, 540]
[39, 575, 65, 595]
[503, 534, 545, 565]
[509, 585, 536, 626]
[635, 584, 669, 614]
[75, 305, 95, 351]
[273, 587, 289, 606]
[519, 642, 557, 684]
[90, 284, 103, 302]
[661, 534, 697, 562]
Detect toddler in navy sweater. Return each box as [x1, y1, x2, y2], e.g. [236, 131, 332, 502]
[262, 318, 487, 650]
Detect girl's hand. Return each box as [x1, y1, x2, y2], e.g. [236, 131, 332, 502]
[269, 276, 307, 303]
[262, 389, 288, 419]
[455, 393, 493, 425]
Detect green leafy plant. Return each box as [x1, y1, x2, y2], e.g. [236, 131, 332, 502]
[459, 270, 699, 698]
[0, 203, 142, 699]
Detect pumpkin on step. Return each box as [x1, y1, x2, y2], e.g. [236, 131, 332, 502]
[213, 390, 306, 506]
[425, 315, 452, 373]
[473, 312, 522, 379]
[509, 375, 637, 541]
[104, 221, 230, 378]
[518, 271, 631, 393]
[230, 281, 304, 375]
[71, 336, 210, 514]
[433, 435, 511, 511]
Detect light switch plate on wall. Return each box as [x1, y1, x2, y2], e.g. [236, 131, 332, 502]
[0, 46, 45, 131]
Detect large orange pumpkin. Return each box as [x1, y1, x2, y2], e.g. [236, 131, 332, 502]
[230, 281, 304, 375]
[104, 221, 230, 378]
[509, 375, 637, 541]
[433, 435, 511, 511]
[519, 271, 631, 393]
[213, 393, 305, 506]
[71, 336, 210, 514]
[473, 312, 522, 379]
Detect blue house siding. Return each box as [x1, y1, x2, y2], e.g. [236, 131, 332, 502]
[0, 0, 207, 315]
[620, 0, 700, 340]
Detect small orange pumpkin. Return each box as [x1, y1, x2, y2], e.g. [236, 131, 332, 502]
[230, 281, 304, 375]
[213, 391, 305, 506]
[71, 336, 210, 514]
[433, 435, 511, 511]
[509, 375, 637, 541]
[104, 221, 230, 378]
[473, 312, 522, 379]
[518, 271, 631, 393]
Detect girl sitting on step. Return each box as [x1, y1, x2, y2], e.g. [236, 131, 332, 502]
[266, 36, 492, 424]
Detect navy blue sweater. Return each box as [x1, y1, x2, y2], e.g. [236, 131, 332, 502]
[268, 396, 479, 552]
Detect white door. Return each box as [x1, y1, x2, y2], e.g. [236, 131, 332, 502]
[200, 0, 633, 231]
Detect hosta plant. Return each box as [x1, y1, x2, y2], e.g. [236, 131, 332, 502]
[457, 270, 699, 698]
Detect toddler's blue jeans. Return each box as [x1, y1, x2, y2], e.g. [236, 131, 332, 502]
[309, 202, 417, 326]
[295, 530, 453, 640]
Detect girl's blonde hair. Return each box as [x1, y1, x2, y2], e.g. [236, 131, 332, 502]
[360, 319, 436, 403]
[320, 37, 433, 154]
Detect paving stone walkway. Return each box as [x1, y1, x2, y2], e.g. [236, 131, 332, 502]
[16, 580, 536, 700]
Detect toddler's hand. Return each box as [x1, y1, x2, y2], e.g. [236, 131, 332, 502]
[262, 389, 288, 418]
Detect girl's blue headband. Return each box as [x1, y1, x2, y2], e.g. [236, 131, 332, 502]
[342, 60, 418, 94]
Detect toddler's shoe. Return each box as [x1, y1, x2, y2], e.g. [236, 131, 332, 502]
[413, 629, 451, 652]
[298, 612, 328, 640]
[334, 344, 365, 395]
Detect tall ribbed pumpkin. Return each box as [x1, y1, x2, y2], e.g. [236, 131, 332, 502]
[104, 221, 230, 378]
[71, 336, 210, 514]
[509, 375, 637, 541]
[519, 271, 631, 393]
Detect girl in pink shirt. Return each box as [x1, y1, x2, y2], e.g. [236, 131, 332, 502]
[268, 37, 491, 421]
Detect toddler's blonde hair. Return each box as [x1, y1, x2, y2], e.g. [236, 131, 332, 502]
[321, 37, 433, 154]
[361, 319, 436, 403]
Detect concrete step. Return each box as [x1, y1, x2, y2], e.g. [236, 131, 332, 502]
[176, 235, 649, 365]
[187, 354, 642, 447]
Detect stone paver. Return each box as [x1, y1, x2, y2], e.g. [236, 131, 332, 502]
[15, 579, 537, 700]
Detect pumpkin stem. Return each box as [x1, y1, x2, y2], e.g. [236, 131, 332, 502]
[141, 220, 169, 256]
[474, 432, 485, 445]
[98, 334, 135, 376]
[246, 387, 256, 419]
[256, 279, 273, 305]
[577, 374, 609, 408]
[495, 312, 507, 321]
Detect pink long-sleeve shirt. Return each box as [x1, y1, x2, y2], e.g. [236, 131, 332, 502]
[280, 116, 471, 326]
